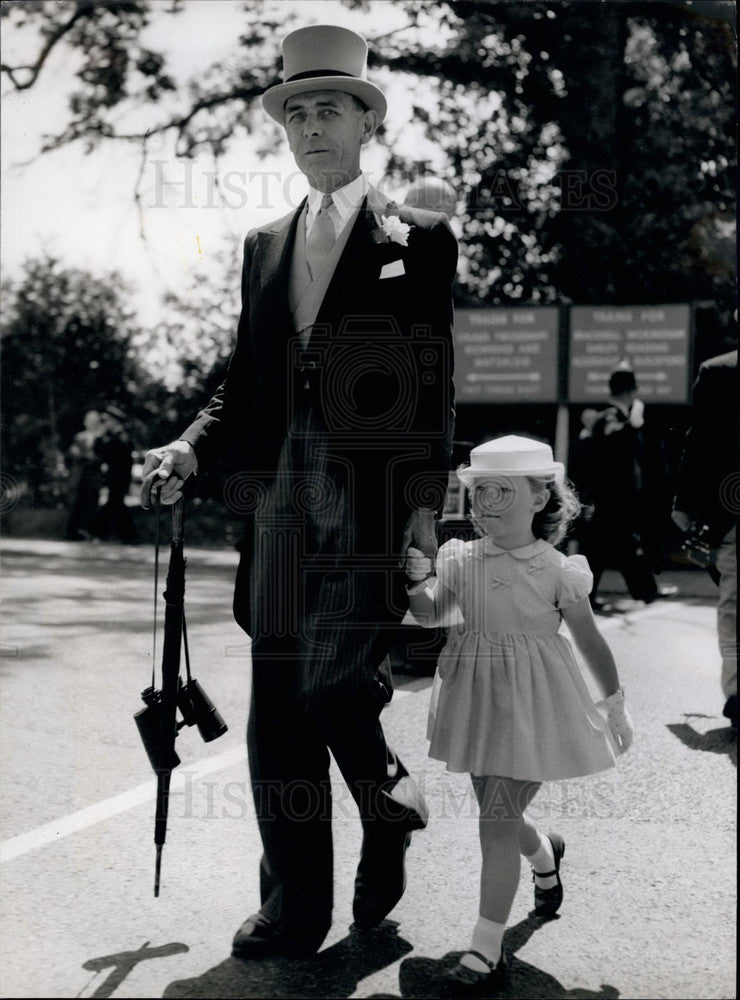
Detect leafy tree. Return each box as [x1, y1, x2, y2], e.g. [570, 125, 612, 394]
[2, 0, 735, 331]
[1, 256, 146, 501]
[141, 234, 243, 399]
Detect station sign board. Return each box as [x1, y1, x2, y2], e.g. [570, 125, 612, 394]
[453, 307, 560, 402]
[568, 304, 692, 403]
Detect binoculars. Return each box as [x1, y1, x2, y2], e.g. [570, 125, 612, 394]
[134, 678, 228, 772]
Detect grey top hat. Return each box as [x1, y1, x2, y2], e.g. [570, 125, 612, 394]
[262, 24, 387, 125]
[457, 435, 564, 487]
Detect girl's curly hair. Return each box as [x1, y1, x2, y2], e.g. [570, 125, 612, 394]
[526, 475, 582, 546]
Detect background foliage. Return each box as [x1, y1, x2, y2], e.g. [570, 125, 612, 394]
[1, 0, 736, 504]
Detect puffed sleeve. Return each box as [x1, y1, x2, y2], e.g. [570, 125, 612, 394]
[556, 554, 593, 608]
[435, 537, 465, 593]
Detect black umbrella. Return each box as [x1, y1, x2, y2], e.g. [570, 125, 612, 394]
[135, 488, 227, 895]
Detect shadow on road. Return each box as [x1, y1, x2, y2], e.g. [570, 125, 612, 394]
[80, 941, 189, 998]
[397, 915, 621, 999]
[163, 924, 413, 998]
[160, 916, 621, 999]
[667, 718, 737, 767]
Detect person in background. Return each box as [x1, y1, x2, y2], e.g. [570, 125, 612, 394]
[405, 435, 633, 992]
[566, 407, 600, 559]
[672, 346, 738, 729]
[65, 409, 103, 541]
[579, 365, 678, 610]
[94, 405, 135, 543]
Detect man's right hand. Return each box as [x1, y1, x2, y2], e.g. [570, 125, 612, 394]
[140, 440, 198, 508]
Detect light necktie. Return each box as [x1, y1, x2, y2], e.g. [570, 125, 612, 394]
[305, 193, 336, 279]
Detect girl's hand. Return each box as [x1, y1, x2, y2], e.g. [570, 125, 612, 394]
[405, 546, 433, 582]
[600, 688, 635, 753]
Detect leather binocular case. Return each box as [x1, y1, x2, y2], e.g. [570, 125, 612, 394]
[134, 678, 228, 771]
[134, 686, 181, 771]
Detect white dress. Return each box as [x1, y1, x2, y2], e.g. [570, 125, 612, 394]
[427, 537, 618, 781]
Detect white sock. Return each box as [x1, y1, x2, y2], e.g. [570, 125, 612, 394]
[459, 915, 506, 973]
[524, 834, 558, 890]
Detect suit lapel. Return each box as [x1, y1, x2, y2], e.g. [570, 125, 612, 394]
[315, 188, 400, 326]
[256, 200, 306, 328]
[254, 186, 405, 338]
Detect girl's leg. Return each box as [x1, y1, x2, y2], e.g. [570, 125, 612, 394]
[459, 774, 541, 974]
[473, 773, 541, 922]
[519, 800, 566, 918]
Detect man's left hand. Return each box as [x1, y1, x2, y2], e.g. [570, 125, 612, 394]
[400, 508, 437, 565]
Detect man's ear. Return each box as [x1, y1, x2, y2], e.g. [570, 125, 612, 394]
[360, 109, 378, 144]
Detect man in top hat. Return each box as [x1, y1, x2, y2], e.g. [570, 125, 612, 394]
[141, 24, 457, 956]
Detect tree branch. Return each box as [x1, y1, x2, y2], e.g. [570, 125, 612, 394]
[1, 1, 96, 90]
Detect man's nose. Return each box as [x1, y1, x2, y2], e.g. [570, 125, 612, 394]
[302, 115, 322, 138]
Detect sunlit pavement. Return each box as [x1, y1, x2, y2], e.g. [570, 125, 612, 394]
[1, 538, 735, 999]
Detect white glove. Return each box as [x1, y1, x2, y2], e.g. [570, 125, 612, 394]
[405, 545, 433, 583]
[599, 688, 635, 753]
[629, 398, 645, 428]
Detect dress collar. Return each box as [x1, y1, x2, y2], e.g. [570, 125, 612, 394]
[480, 536, 551, 560]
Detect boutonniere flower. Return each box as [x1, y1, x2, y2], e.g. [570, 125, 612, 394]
[371, 203, 413, 246]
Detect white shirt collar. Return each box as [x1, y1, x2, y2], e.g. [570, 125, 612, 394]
[306, 172, 368, 231]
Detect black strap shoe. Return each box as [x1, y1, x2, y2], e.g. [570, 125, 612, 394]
[442, 950, 509, 996]
[532, 831, 565, 918]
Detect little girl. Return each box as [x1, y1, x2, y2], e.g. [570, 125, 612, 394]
[405, 435, 634, 992]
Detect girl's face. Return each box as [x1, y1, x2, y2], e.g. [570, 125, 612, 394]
[470, 476, 547, 547]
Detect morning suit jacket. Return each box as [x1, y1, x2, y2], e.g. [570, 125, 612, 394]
[673, 349, 738, 543]
[180, 186, 457, 610]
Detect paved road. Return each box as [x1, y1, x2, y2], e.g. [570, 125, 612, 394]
[1, 539, 736, 999]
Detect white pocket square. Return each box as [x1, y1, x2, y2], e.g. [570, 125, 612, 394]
[380, 259, 405, 279]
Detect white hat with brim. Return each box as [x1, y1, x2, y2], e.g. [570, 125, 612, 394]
[457, 435, 564, 486]
[262, 24, 387, 125]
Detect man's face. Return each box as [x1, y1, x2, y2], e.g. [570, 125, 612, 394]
[284, 90, 377, 192]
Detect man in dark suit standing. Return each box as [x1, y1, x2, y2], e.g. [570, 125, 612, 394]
[672, 347, 738, 728]
[141, 25, 456, 956]
[579, 365, 677, 608]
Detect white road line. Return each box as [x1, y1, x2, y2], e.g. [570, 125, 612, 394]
[0, 600, 681, 864]
[0, 744, 246, 863]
